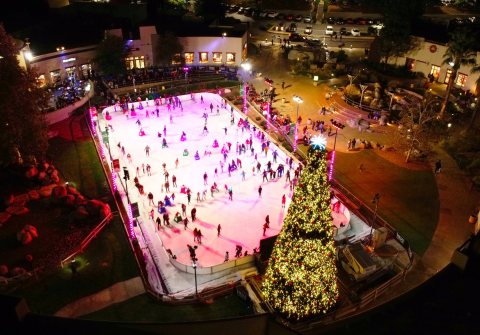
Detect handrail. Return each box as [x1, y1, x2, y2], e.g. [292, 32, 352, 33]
[60, 212, 114, 268]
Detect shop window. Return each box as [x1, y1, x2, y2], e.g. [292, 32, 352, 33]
[199, 52, 208, 63]
[444, 69, 452, 84]
[184, 52, 194, 64]
[125, 56, 145, 70]
[430, 65, 440, 79]
[405, 58, 415, 71]
[455, 73, 468, 87]
[226, 52, 235, 64]
[213, 52, 222, 64]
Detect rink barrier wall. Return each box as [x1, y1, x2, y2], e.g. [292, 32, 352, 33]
[169, 254, 256, 275]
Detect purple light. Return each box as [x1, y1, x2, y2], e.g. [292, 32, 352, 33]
[111, 171, 118, 192]
[328, 150, 335, 181]
[126, 201, 136, 239]
[243, 82, 248, 114]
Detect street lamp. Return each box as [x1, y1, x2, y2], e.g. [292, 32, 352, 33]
[359, 84, 368, 108]
[188, 244, 198, 296]
[240, 62, 252, 114]
[330, 119, 345, 151]
[369, 193, 381, 245]
[293, 95, 303, 151]
[85, 83, 91, 109]
[123, 167, 130, 204]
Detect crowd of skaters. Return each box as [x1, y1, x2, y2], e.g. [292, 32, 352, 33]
[107, 92, 302, 266]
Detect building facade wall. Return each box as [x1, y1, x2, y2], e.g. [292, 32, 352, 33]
[389, 37, 480, 93]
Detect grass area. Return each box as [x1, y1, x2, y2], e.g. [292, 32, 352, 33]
[83, 292, 255, 323]
[14, 216, 139, 315]
[332, 150, 439, 255]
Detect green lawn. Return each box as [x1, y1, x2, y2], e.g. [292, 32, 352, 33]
[14, 216, 139, 315]
[332, 150, 439, 255]
[83, 292, 255, 323]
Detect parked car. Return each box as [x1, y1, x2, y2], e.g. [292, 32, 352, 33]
[304, 26, 313, 35]
[289, 33, 306, 42]
[325, 25, 334, 35]
[287, 22, 297, 32]
[304, 16, 312, 23]
[277, 13, 285, 20]
[295, 14, 303, 22]
[286, 13, 294, 21]
[335, 17, 345, 25]
[345, 17, 354, 24]
[327, 17, 335, 24]
[351, 28, 361, 36]
[339, 27, 347, 35]
[267, 11, 279, 18]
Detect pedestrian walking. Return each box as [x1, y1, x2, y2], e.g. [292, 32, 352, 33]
[203, 172, 208, 185]
[175, 158, 179, 169]
[172, 175, 177, 187]
[148, 192, 154, 206]
[187, 192, 191, 204]
[165, 180, 170, 192]
[197, 229, 203, 244]
[193, 228, 199, 242]
[183, 217, 189, 230]
[265, 215, 270, 228]
[217, 224, 222, 236]
[146, 164, 151, 176]
[156, 217, 161, 230]
[182, 203, 187, 217]
[281, 81, 285, 90]
[263, 222, 268, 236]
[163, 212, 170, 226]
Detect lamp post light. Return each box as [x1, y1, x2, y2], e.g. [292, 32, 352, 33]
[240, 62, 252, 114]
[330, 119, 345, 151]
[292, 95, 303, 152]
[123, 167, 130, 204]
[369, 193, 381, 245]
[359, 84, 368, 108]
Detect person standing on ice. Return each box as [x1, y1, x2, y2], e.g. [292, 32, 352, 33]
[203, 172, 208, 185]
[217, 224, 222, 236]
[281, 194, 286, 208]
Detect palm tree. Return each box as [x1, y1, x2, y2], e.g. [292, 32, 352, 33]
[439, 26, 477, 119]
[467, 64, 480, 130]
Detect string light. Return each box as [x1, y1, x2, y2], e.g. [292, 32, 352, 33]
[262, 143, 338, 320]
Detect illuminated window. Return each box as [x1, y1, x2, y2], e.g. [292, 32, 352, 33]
[199, 52, 208, 63]
[80, 64, 91, 77]
[125, 56, 145, 70]
[430, 65, 440, 79]
[184, 52, 194, 64]
[455, 73, 467, 87]
[65, 66, 76, 78]
[213, 52, 222, 63]
[172, 54, 182, 65]
[444, 69, 452, 84]
[36, 74, 46, 87]
[226, 52, 235, 64]
[405, 58, 415, 71]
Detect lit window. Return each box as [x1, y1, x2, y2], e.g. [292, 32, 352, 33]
[455, 73, 468, 87]
[184, 52, 194, 64]
[226, 52, 235, 64]
[213, 52, 222, 63]
[430, 65, 440, 79]
[199, 52, 208, 63]
[125, 56, 145, 70]
[405, 58, 415, 71]
[444, 69, 452, 84]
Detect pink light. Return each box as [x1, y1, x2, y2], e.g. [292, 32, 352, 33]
[328, 150, 335, 181]
[126, 201, 136, 239]
[111, 170, 118, 192]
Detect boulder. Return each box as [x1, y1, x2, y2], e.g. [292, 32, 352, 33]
[13, 193, 29, 206]
[6, 206, 30, 216]
[25, 166, 39, 179]
[28, 190, 41, 201]
[39, 184, 56, 197]
[0, 212, 11, 225]
[37, 171, 47, 182]
[86, 199, 105, 217]
[74, 195, 88, 206]
[63, 194, 76, 207]
[0, 265, 8, 276]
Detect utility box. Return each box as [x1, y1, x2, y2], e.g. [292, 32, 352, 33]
[373, 227, 388, 249]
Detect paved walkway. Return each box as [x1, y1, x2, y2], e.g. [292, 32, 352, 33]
[54, 276, 145, 318]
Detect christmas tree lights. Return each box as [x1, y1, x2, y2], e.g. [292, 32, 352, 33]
[262, 137, 338, 320]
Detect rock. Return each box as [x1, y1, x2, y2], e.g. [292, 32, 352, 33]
[6, 206, 29, 216]
[24, 225, 38, 238]
[0, 212, 11, 225]
[66, 186, 81, 196]
[28, 190, 40, 201]
[37, 171, 47, 181]
[0, 265, 8, 276]
[86, 199, 105, 217]
[74, 195, 87, 206]
[63, 194, 76, 207]
[25, 166, 39, 179]
[13, 193, 29, 206]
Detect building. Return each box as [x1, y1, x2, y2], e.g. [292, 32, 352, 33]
[23, 24, 247, 86]
[388, 36, 480, 94]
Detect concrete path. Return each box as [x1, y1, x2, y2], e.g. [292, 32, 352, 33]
[54, 276, 145, 318]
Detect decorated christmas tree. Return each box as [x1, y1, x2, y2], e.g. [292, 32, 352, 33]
[262, 136, 338, 320]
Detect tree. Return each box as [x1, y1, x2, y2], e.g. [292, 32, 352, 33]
[0, 24, 49, 166]
[375, 0, 425, 65]
[94, 33, 129, 77]
[153, 31, 183, 66]
[439, 26, 478, 119]
[396, 93, 440, 162]
[194, 0, 226, 24]
[262, 137, 338, 320]
[468, 64, 480, 130]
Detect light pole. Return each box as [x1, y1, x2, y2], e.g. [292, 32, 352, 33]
[369, 193, 381, 245]
[359, 84, 368, 108]
[240, 62, 252, 114]
[188, 244, 198, 296]
[330, 119, 345, 151]
[123, 167, 130, 204]
[293, 95, 303, 151]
